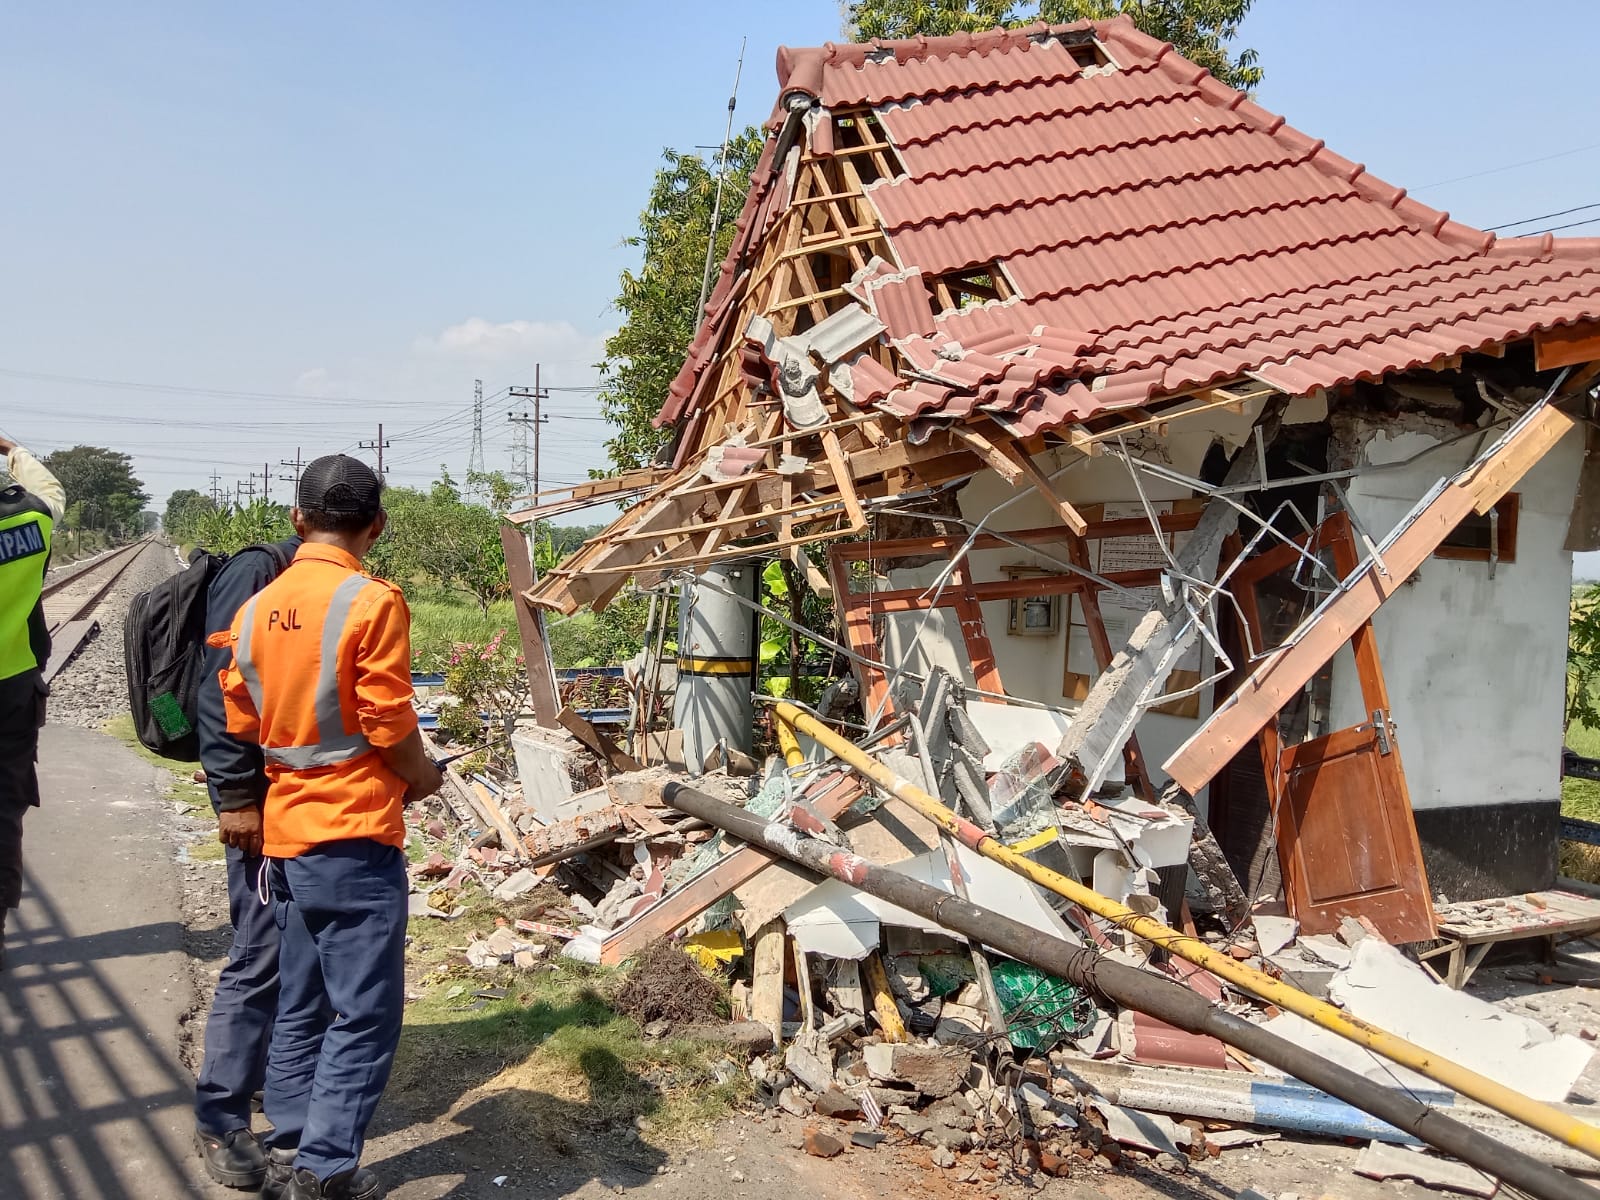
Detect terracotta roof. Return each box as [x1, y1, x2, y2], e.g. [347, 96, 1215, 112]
[660, 15, 1600, 438]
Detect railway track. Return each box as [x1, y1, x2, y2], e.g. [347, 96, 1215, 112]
[40, 536, 158, 680]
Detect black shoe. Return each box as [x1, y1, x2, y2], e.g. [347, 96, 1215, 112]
[260, 1147, 297, 1200]
[194, 1127, 267, 1190]
[284, 1165, 383, 1200]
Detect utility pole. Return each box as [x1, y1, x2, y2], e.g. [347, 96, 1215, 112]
[262, 462, 271, 504]
[279, 447, 305, 498]
[237, 476, 258, 504]
[468, 379, 486, 482]
[208, 470, 223, 507]
[508, 367, 550, 495]
[359, 424, 390, 477]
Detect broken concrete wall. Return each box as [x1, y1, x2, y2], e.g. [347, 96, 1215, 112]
[1327, 412, 1585, 898]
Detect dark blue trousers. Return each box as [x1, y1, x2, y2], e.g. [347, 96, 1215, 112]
[194, 845, 280, 1135]
[262, 839, 407, 1181]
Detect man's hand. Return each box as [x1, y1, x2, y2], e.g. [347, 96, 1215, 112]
[408, 760, 445, 804]
[378, 728, 445, 803]
[0, 434, 16, 456]
[217, 806, 264, 857]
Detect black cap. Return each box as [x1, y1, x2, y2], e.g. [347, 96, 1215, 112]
[297, 454, 383, 518]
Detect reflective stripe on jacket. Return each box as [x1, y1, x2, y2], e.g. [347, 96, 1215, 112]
[217, 542, 418, 858]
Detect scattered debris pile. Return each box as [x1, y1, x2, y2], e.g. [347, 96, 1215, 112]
[403, 676, 1600, 1194]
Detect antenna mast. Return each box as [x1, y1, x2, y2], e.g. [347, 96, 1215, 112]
[694, 37, 747, 331]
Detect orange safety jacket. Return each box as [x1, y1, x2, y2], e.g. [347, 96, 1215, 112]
[214, 542, 418, 859]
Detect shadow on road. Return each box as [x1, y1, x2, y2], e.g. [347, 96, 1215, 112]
[0, 879, 215, 1199]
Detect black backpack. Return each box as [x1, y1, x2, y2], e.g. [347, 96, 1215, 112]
[124, 543, 293, 760]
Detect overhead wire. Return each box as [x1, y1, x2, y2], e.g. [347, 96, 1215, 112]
[1487, 200, 1600, 231]
[1416, 140, 1600, 190]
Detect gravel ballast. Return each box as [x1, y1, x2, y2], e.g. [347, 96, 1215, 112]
[48, 541, 182, 730]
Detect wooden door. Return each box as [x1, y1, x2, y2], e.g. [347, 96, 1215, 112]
[1230, 515, 1436, 943]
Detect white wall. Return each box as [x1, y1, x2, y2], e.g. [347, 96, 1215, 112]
[1328, 421, 1584, 811]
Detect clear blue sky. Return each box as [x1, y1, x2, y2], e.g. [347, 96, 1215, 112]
[3, 1, 1598, 548]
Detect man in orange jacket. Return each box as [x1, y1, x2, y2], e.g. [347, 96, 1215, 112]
[215, 454, 441, 1200]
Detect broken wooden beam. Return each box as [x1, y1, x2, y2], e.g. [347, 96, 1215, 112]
[557, 705, 644, 775]
[1165, 402, 1578, 794]
[500, 523, 562, 727]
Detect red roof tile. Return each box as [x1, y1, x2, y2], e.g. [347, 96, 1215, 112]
[663, 16, 1600, 441]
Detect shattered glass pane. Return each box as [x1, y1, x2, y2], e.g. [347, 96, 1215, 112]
[988, 742, 1064, 844]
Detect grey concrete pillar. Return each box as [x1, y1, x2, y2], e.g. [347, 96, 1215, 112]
[674, 560, 758, 773]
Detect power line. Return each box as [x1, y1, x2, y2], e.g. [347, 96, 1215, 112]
[1487, 200, 1600, 232]
[1416, 140, 1600, 191]
[1523, 215, 1600, 236]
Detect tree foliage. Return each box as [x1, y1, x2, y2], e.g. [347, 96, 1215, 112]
[41, 445, 150, 534]
[1570, 588, 1600, 735]
[845, 0, 1261, 90]
[366, 478, 508, 614]
[163, 488, 217, 543]
[190, 500, 295, 555]
[597, 130, 766, 472]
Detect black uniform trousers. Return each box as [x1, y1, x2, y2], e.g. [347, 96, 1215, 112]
[0, 670, 46, 911]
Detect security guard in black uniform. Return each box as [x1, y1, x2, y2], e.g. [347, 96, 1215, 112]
[0, 432, 66, 969]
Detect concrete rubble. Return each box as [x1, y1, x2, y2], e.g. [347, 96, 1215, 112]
[401, 661, 1600, 1192]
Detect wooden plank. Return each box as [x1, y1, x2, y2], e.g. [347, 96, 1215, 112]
[1535, 322, 1600, 371]
[1165, 405, 1576, 793]
[819, 428, 868, 535]
[500, 524, 562, 727]
[953, 425, 1025, 484]
[1461, 405, 1578, 514]
[995, 439, 1089, 535]
[598, 775, 865, 964]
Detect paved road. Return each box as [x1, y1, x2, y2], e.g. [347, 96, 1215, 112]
[0, 725, 228, 1200]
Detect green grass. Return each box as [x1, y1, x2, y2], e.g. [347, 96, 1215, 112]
[1564, 719, 1600, 823]
[1563, 716, 1600, 883]
[408, 588, 518, 669]
[393, 887, 747, 1147]
[105, 713, 212, 815]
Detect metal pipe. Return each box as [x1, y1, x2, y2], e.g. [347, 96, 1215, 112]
[661, 779, 1596, 1200]
[774, 718, 805, 768]
[1060, 1058, 1600, 1176]
[771, 701, 1600, 1169]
